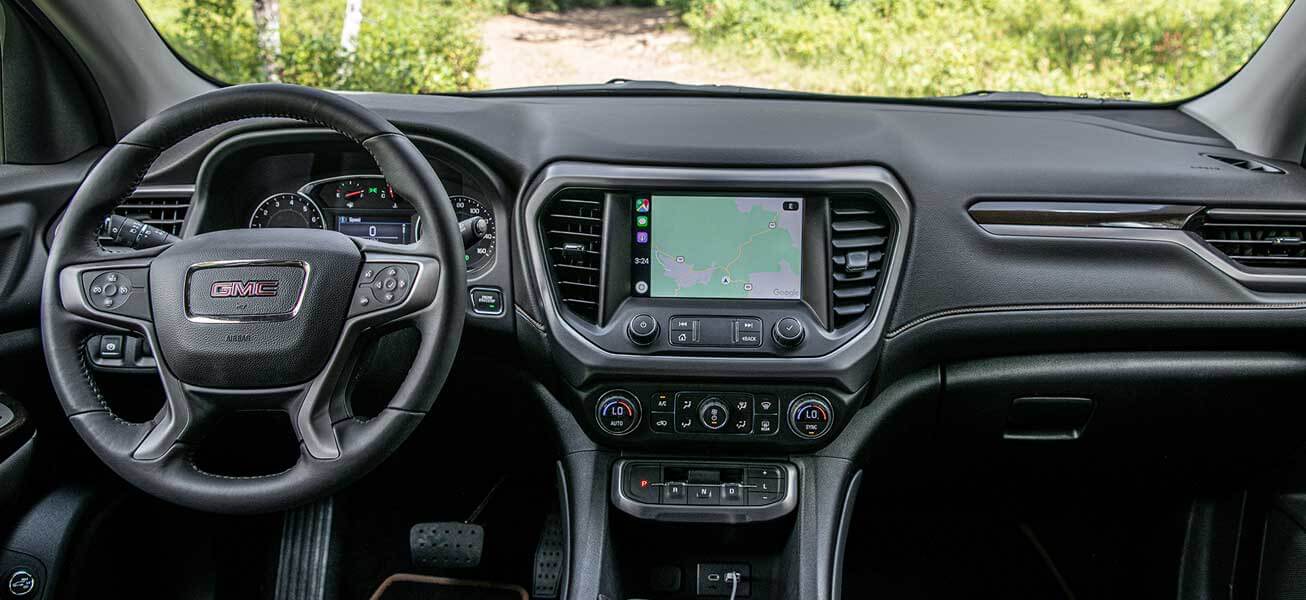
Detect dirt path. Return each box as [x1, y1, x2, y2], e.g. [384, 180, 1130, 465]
[479, 7, 774, 90]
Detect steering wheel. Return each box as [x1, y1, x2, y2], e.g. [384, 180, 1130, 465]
[40, 84, 466, 514]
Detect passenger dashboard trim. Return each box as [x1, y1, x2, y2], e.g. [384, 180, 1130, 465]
[979, 223, 1306, 292]
[519, 163, 912, 390]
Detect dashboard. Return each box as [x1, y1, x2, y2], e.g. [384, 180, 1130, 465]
[117, 95, 1306, 465]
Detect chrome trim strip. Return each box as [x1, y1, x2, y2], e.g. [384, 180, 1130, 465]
[129, 185, 195, 199]
[184, 259, 311, 324]
[610, 459, 800, 523]
[969, 201, 1203, 230]
[980, 224, 1306, 291]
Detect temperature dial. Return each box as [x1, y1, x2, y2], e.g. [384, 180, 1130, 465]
[596, 391, 641, 436]
[789, 394, 833, 439]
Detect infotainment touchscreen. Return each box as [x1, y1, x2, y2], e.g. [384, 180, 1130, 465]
[630, 194, 802, 300]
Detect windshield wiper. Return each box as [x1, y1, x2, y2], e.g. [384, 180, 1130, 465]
[458, 78, 798, 98]
[454, 80, 1149, 108]
[937, 90, 1147, 107]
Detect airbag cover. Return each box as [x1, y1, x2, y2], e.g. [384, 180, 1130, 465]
[149, 228, 361, 388]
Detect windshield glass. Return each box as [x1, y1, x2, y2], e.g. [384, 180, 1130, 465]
[137, 0, 1292, 101]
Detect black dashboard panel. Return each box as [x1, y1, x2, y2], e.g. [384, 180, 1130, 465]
[126, 93, 1306, 453]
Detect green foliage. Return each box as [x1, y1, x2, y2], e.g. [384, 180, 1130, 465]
[504, 0, 659, 15]
[140, 0, 486, 93]
[674, 0, 1291, 100]
[139, 0, 1290, 101]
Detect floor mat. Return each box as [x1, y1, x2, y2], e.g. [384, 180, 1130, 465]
[368, 574, 527, 600]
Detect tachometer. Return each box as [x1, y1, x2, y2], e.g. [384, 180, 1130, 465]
[249, 193, 325, 230]
[451, 195, 496, 271]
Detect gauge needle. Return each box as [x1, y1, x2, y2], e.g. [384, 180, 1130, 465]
[345, 190, 364, 198]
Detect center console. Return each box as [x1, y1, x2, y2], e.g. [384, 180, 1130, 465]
[519, 163, 910, 599]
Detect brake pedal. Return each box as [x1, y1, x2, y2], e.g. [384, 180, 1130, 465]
[410, 522, 484, 569]
[532, 513, 566, 598]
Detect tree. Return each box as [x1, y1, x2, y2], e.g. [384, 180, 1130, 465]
[251, 0, 283, 82]
[337, 0, 365, 83]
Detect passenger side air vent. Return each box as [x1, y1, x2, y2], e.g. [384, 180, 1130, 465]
[542, 191, 605, 322]
[1195, 208, 1306, 268]
[100, 189, 192, 243]
[828, 195, 892, 327]
[1202, 153, 1285, 175]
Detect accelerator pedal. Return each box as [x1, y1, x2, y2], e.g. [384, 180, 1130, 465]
[410, 522, 484, 569]
[532, 513, 566, 598]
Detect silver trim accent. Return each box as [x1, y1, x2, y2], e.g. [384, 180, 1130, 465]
[980, 224, 1306, 292]
[130, 184, 196, 199]
[610, 459, 799, 523]
[520, 163, 912, 381]
[969, 201, 1203, 230]
[184, 259, 311, 324]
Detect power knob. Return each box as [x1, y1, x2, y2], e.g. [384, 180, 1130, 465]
[595, 391, 641, 436]
[627, 314, 659, 346]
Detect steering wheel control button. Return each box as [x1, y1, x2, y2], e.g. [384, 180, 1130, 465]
[82, 268, 151, 319]
[627, 313, 659, 345]
[698, 397, 729, 431]
[595, 391, 640, 436]
[6, 569, 36, 597]
[469, 287, 504, 316]
[350, 262, 416, 317]
[772, 316, 806, 348]
[98, 335, 125, 359]
[789, 394, 834, 439]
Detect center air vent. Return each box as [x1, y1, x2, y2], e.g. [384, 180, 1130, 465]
[828, 194, 892, 327]
[100, 189, 192, 243]
[542, 191, 605, 322]
[1195, 208, 1306, 268]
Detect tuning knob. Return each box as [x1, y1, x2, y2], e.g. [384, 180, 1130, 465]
[772, 316, 805, 348]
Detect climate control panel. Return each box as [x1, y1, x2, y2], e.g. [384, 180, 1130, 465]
[583, 386, 843, 449]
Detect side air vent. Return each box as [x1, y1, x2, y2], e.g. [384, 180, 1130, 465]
[1196, 208, 1306, 268]
[1202, 153, 1285, 175]
[828, 194, 892, 327]
[542, 191, 605, 322]
[101, 188, 192, 242]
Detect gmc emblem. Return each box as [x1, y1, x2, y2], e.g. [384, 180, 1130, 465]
[210, 280, 280, 298]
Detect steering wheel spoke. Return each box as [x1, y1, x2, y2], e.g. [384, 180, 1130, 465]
[57, 253, 161, 330]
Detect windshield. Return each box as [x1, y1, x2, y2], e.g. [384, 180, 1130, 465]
[137, 0, 1292, 102]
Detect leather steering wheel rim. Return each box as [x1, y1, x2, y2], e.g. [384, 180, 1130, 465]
[40, 83, 466, 514]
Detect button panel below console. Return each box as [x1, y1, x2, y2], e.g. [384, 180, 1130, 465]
[619, 462, 789, 508]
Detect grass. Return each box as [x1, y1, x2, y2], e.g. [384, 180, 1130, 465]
[137, 0, 1293, 101]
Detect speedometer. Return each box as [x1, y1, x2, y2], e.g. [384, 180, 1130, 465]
[451, 195, 496, 271]
[249, 193, 325, 230]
